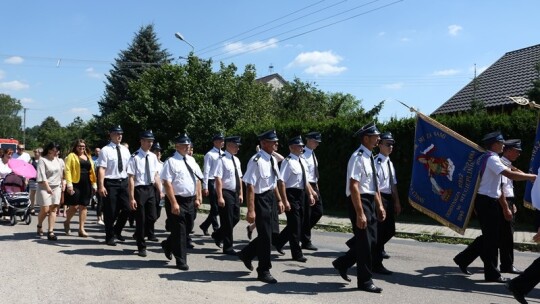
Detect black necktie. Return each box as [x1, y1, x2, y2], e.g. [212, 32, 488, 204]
[184, 157, 203, 182]
[145, 154, 151, 185]
[270, 156, 279, 179]
[387, 160, 393, 194]
[231, 155, 241, 193]
[312, 151, 319, 180]
[116, 145, 123, 173]
[299, 158, 308, 189]
[370, 154, 379, 192]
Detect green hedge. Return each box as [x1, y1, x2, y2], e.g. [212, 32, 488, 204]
[226, 108, 539, 228]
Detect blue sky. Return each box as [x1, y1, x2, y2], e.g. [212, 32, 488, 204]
[1, 0, 538, 128]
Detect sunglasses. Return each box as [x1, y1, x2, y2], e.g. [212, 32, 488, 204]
[381, 143, 394, 147]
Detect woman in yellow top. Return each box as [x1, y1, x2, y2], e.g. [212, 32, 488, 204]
[63, 139, 97, 237]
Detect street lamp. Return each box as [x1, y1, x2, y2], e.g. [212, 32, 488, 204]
[174, 32, 195, 53]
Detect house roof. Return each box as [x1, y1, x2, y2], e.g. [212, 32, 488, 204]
[256, 73, 287, 85]
[432, 44, 540, 115]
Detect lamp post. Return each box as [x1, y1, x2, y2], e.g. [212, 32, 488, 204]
[174, 32, 195, 53]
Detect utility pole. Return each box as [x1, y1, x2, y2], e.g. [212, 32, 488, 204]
[23, 107, 27, 146]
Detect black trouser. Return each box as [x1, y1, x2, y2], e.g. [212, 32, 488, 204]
[103, 178, 129, 242]
[134, 185, 157, 249]
[454, 194, 501, 280]
[201, 180, 220, 232]
[215, 189, 240, 251]
[301, 182, 322, 246]
[155, 190, 163, 220]
[499, 197, 515, 270]
[333, 194, 377, 287]
[163, 195, 194, 266]
[509, 256, 540, 296]
[240, 190, 279, 275]
[275, 188, 305, 259]
[374, 192, 395, 267]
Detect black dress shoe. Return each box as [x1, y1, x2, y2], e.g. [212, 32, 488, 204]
[211, 232, 222, 248]
[187, 241, 195, 249]
[176, 262, 189, 271]
[373, 265, 393, 275]
[199, 224, 209, 236]
[332, 260, 351, 282]
[138, 249, 147, 257]
[257, 272, 278, 284]
[453, 256, 471, 275]
[147, 235, 159, 242]
[161, 241, 172, 260]
[382, 250, 390, 259]
[238, 253, 253, 271]
[485, 276, 510, 283]
[246, 225, 253, 240]
[302, 243, 318, 251]
[106, 238, 117, 246]
[358, 283, 383, 293]
[223, 249, 237, 255]
[506, 281, 528, 304]
[501, 266, 523, 274]
[115, 234, 126, 242]
[274, 245, 285, 255]
[293, 256, 307, 263]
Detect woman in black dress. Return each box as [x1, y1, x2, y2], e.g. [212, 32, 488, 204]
[63, 139, 97, 237]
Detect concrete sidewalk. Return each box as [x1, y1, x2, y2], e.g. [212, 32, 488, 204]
[200, 204, 539, 246]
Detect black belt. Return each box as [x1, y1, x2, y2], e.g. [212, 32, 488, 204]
[105, 178, 127, 182]
[362, 193, 375, 199]
[135, 184, 154, 189]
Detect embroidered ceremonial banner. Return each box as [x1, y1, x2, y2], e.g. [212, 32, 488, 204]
[524, 116, 540, 210]
[409, 113, 486, 234]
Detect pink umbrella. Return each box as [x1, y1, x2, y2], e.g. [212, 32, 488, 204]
[8, 158, 37, 179]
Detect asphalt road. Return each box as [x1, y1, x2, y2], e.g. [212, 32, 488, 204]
[1, 210, 538, 304]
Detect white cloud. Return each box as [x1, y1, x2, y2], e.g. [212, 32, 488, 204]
[70, 107, 90, 114]
[0, 70, 5, 80]
[382, 82, 404, 90]
[400, 37, 410, 42]
[223, 38, 278, 55]
[305, 64, 347, 75]
[85, 67, 102, 79]
[0, 80, 30, 91]
[287, 50, 347, 76]
[20, 98, 34, 104]
[4, 56, 24, 64]
[433, 69, 460, 76]
[448, 25, 463, 36]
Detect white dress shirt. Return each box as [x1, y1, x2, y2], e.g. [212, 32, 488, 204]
[203, 147, 223, 189]
[96, 142, 131, 179]
[279, 154, 308, 189]
[161, 152, 202, 197]
[477, 151, 508, 199]
[243, 150, 280, 194]
[126, 148, 160, 186]
[213, 151, 243, 192]
[346, 144, 377, 197]
[375, 154, 397, 195]
[302, 147, 318, 183]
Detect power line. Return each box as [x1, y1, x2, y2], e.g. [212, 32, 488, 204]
[198, 0, 328, 53]
[198, 0, 348, 56]
[213, 0, 401, 60]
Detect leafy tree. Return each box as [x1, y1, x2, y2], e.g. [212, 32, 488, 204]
[98, 24, 172, 119]
[0, 93, 23, 139]
[527, 61, 540, 103]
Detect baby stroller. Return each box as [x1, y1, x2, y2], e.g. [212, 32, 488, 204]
[1, 173, 32, 226]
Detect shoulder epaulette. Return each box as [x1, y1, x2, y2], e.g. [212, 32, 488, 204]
[131, 151, 139, 158]
[285, 155, 292, 161]
[219, 154, 225, 159]
[253, 154, 261, 162]
[357, 149, 364, 156]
